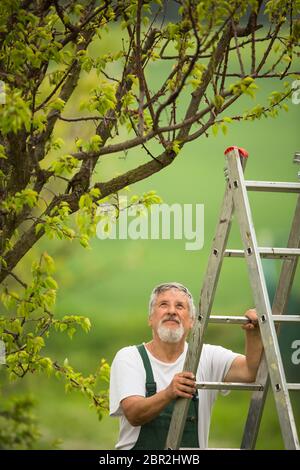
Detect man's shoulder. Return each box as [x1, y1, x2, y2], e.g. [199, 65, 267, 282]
[202, 343, 217, 354]
[201, 343, 229, 360]
[113, 345, 140, 362]
[202, 343, 236, 362]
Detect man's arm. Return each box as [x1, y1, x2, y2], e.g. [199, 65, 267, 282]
[224, 309, 263, 383]
[121, 372, 196, 426]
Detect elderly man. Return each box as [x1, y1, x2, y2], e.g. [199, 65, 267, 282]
[109, 282, 263, 450]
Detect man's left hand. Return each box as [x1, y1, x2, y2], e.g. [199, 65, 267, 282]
[242, 308, 260, 333]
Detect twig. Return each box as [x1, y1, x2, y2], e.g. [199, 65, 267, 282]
[220, 43, 229, 93]
[8, 271, 27, 289]
[136, 0, 145, 136]
[256, 21, 284, 75]
[251, 27, 256, 74]
[58, 115, 114, 122]
[231, 19, 245, 77]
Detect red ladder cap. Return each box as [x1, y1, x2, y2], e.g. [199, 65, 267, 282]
[224, 146, 249, 158]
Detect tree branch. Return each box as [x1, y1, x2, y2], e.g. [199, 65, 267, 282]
[177, 24, 232, 141]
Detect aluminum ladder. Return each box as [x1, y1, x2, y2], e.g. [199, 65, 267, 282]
[165, 146, 300, 450]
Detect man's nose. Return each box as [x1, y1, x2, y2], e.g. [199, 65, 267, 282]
[168, 307, 178, 316]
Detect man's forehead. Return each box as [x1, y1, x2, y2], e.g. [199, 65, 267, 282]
[156, 288, 189, 303]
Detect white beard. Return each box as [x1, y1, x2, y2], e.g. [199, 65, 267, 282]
[157, 322, 185, 343]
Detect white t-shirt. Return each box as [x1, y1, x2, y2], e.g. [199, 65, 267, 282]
[109, 342, 239, 450]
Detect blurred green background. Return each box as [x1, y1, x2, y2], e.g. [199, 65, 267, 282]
[2, 24, 300, 449]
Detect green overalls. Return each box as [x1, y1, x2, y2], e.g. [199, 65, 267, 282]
[132, 344, 199, 450]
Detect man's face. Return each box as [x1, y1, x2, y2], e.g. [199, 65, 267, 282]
[149, 288, 194, 342]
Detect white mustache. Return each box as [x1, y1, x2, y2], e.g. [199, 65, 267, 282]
[162, 316, 181, 325]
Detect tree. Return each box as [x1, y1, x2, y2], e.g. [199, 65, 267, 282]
[0, 0, 299, 448]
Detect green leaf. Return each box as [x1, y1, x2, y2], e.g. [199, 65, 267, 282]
[214, 95, 225, 109]
[49, 98, 65, 111]
[171, 140, 181, 155]
[89, 188, 101, 199]
[67, 327, 76, 339]
[89, 135, 103, 152]
[242, 76, 254, 85]
[3, 189, 38, 215]
[35, 223, 44, 235]
[221, 123, 228, 135]
[75, 138, 84, 149]
[50, 154, 78, 175]
[52, 137, 65, 150]
[212, 123, 219, 136]
[130, 195, 140, 204]
[0, 88, 31, 134]
[39, 357, 53, 376]
[45, 276, 58, 290]
[79, 235, 90, 248]
[0, 144, 7, 159]
[82, 318, 91, 333]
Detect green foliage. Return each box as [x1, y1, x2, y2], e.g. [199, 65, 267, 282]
[50, 154, 79, 176]
[1, 189, 38, 214]
[292, 19, 300, 42]
[265, 0, 292, 21]
[75, 135, 103, 153]
[36, 202, 75, 240]
[51, 137, 65, 151]
[49, 98, 65, 112]
[0, 144, 7, 159]
[80, 82, 117, 116]
[0, 249, 110, 448]
[228, 77, 258, 99]
[188, 63, 206, 90]
[94, 189, 163, 237]
[168, 140, 181, 155]
[54, 358, 110, 421]
[214, 94, 225, 110]
[0, 87, 31, 134]
[0, 395, 40, 450]
[211, 122, 218, 136]
[128, 190, 163, 211]
[76, 188, 103, 247]
[243, 83, 291, 121]
[53, 315, 91, 339]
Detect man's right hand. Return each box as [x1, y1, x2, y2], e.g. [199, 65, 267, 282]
[165, 372, 197, 399]
[122, 372, 197, 426]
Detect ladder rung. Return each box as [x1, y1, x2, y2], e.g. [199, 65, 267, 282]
[245, 181, 300, 193]
[209, 315, 300, 324]
[225, 248, 300, 259]
[294, 152, 300, 164]
[196, 382, 264, 391]
[205, 448, 241, 450]
[287, 384, 300, 391]
[181, 448, 241, 450]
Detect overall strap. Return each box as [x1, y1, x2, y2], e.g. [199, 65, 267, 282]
[136, 344, 157, 397]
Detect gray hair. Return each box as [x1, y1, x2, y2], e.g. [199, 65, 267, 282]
[149, 282, 196, 319]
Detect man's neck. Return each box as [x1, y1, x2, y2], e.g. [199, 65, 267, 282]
[145, 338, 186, 363]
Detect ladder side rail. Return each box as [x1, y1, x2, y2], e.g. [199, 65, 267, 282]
[241, 195, 300, 449]
[227, 149, 299, 449]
